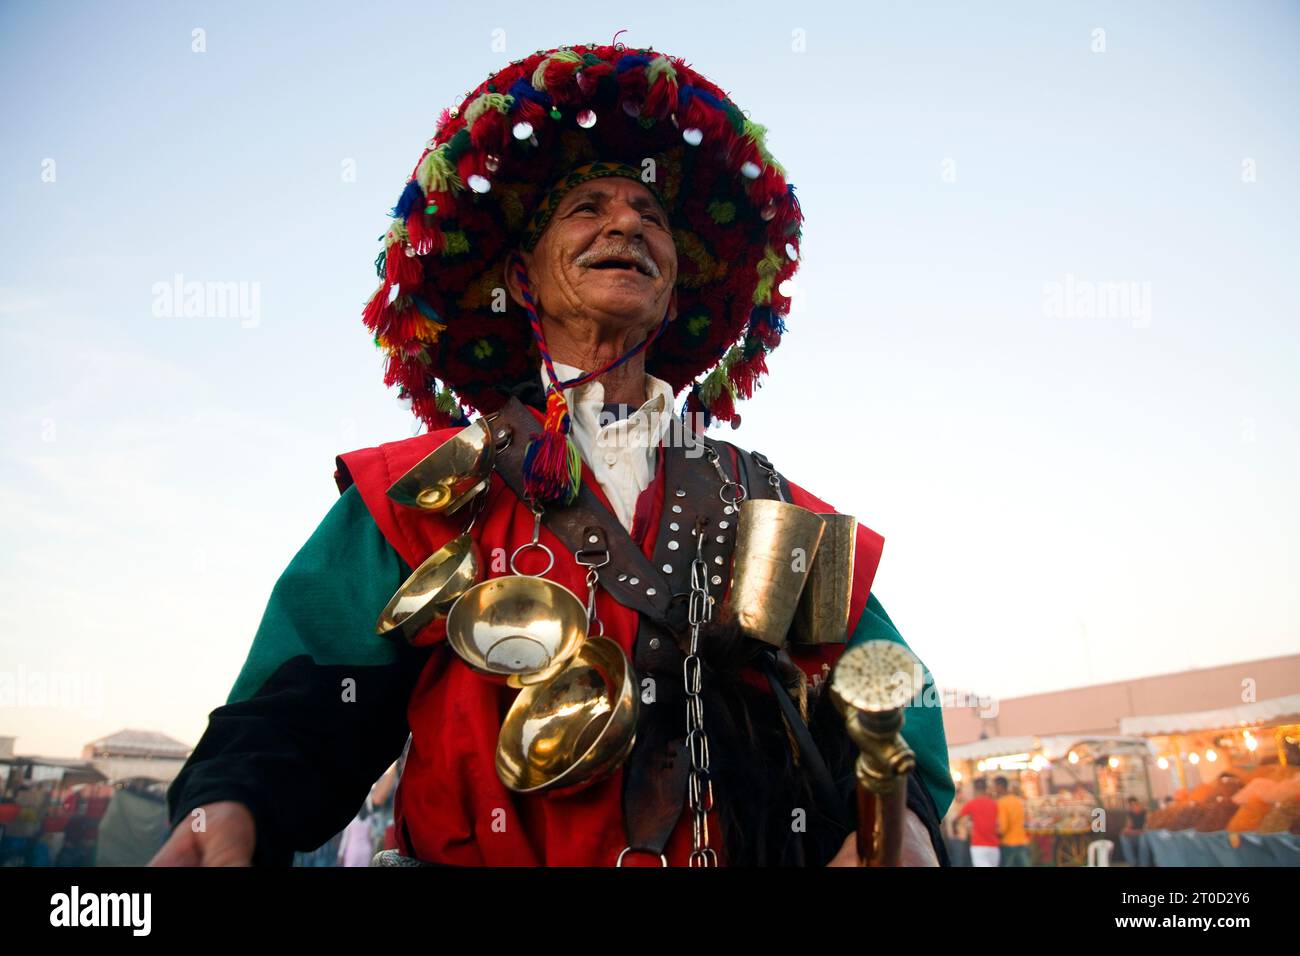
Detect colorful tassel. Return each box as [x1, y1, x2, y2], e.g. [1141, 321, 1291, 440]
[522, 389, 582, 507]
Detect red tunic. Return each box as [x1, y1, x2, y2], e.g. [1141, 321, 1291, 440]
[337, 409, 884, 866]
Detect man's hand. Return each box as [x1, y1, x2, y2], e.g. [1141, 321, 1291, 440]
[149, 801, 257, 867]
[826, 809, 940, 867]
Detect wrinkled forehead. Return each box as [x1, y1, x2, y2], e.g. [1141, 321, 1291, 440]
[521, 160, 670, 250]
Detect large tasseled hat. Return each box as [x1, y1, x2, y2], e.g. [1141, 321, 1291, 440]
[364, 40, 803, 432]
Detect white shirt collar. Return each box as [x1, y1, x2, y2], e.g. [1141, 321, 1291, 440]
[540, 360, 676, 445]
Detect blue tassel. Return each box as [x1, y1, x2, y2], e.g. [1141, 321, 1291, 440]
[410, 293, 444, 324]
[507, 77, 550, 107]
[391, 180, 423, 220]
[615, 53, 651, 73]
[679, 85, 722, 110]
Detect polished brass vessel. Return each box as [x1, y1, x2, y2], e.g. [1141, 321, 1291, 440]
[375, 534, 482, 643]
[792, 513, 857, 645]
[495, 635, 638, 795]
[445, 575, 588, 680]
[723, 498, 827, 647]
[830, 640, 922, 866]
[387, 417, 501, 515]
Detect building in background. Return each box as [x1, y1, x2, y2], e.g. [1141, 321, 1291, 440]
[81, 729, 192, 784]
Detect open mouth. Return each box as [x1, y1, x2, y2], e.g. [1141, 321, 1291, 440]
[586, 256, 652, 277]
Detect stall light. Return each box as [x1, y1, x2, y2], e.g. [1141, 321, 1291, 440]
[1205, 748, 1217, 763]
[1188, 752, 1200, 765]
[1157, 757, 1169, 770]
[1068, 750, 1079, 765]
[982, 754, 1032, 771]
[951, 769, 963, 783]
[1030, 754, 1050, 772]
[976, 760, 986, 772]
[1108, 756, 1120, 769]
[1244, 731, 1258, 752]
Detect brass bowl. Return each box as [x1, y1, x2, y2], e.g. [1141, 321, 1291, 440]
[386, 419, 497, 516]
[375, 534, 482, 643]
[496, 636, 638, 795]
[444, 575, 588, 679]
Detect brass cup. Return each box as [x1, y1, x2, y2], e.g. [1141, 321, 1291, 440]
[495, 636, 638, 795]
[444, 576, 588, 680]
[386, 418, 497, 516]
[792, 513, 857, 645]
[722, 499, 827, 647]
[375, 534, 482, 643]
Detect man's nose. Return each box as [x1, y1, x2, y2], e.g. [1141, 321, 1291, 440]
[601, 198, 645, 240]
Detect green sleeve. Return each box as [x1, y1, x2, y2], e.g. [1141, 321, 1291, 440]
[847, 593, 954, 819]
[227, 484, 412, 704]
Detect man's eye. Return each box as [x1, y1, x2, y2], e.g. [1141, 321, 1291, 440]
[573, 202, 597, 213]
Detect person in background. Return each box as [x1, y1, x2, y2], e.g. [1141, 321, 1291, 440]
[958, 778, 1001, 867]
[1123, 797, 1147, 834]
[993, 776, 1030, 866]
[336, 805, 375, 868]
[943, 787, 973, 867]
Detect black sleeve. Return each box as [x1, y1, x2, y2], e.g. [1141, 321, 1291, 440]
[166, 649, 429, 866]
[164, 485, 432, 866]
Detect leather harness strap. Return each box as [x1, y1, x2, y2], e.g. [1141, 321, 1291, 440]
[489, 398, 842, 860]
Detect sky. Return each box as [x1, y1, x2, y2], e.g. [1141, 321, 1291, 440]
[1, 1, 1297, 757]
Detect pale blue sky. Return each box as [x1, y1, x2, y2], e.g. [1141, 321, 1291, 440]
[2, 1, 1297, 755]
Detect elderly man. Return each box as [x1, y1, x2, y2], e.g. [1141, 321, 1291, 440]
[154, 41, 952, 868]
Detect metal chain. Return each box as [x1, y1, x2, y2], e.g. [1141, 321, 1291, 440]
[685, 518, 718, 867]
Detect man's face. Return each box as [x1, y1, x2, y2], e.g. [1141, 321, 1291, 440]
[510, 176, 677, 338]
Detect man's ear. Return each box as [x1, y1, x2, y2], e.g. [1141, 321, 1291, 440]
[504, 250, 531, 310]
[667, 287, 678, 323]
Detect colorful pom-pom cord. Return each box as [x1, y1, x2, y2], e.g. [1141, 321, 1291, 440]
[510, 253, 671, 507]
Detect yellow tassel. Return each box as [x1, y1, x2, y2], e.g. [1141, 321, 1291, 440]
[464, 92, 514, 125]
[417, 147, 463, 195]
[532, 50, 582, 91]
[752, 245, 783, 305]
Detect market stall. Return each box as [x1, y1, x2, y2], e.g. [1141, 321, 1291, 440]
[0, 756, 107, 866]
[1117, 694, 1300, 866]
[947, 735, 1157, 865]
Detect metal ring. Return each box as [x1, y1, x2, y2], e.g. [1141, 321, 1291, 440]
[509, 541, 555, 577]
[616, 846, 668, 867]
[719, 482, 747, 505]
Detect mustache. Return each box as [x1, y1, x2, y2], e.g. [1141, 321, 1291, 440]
[573, 242, 661, 278]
